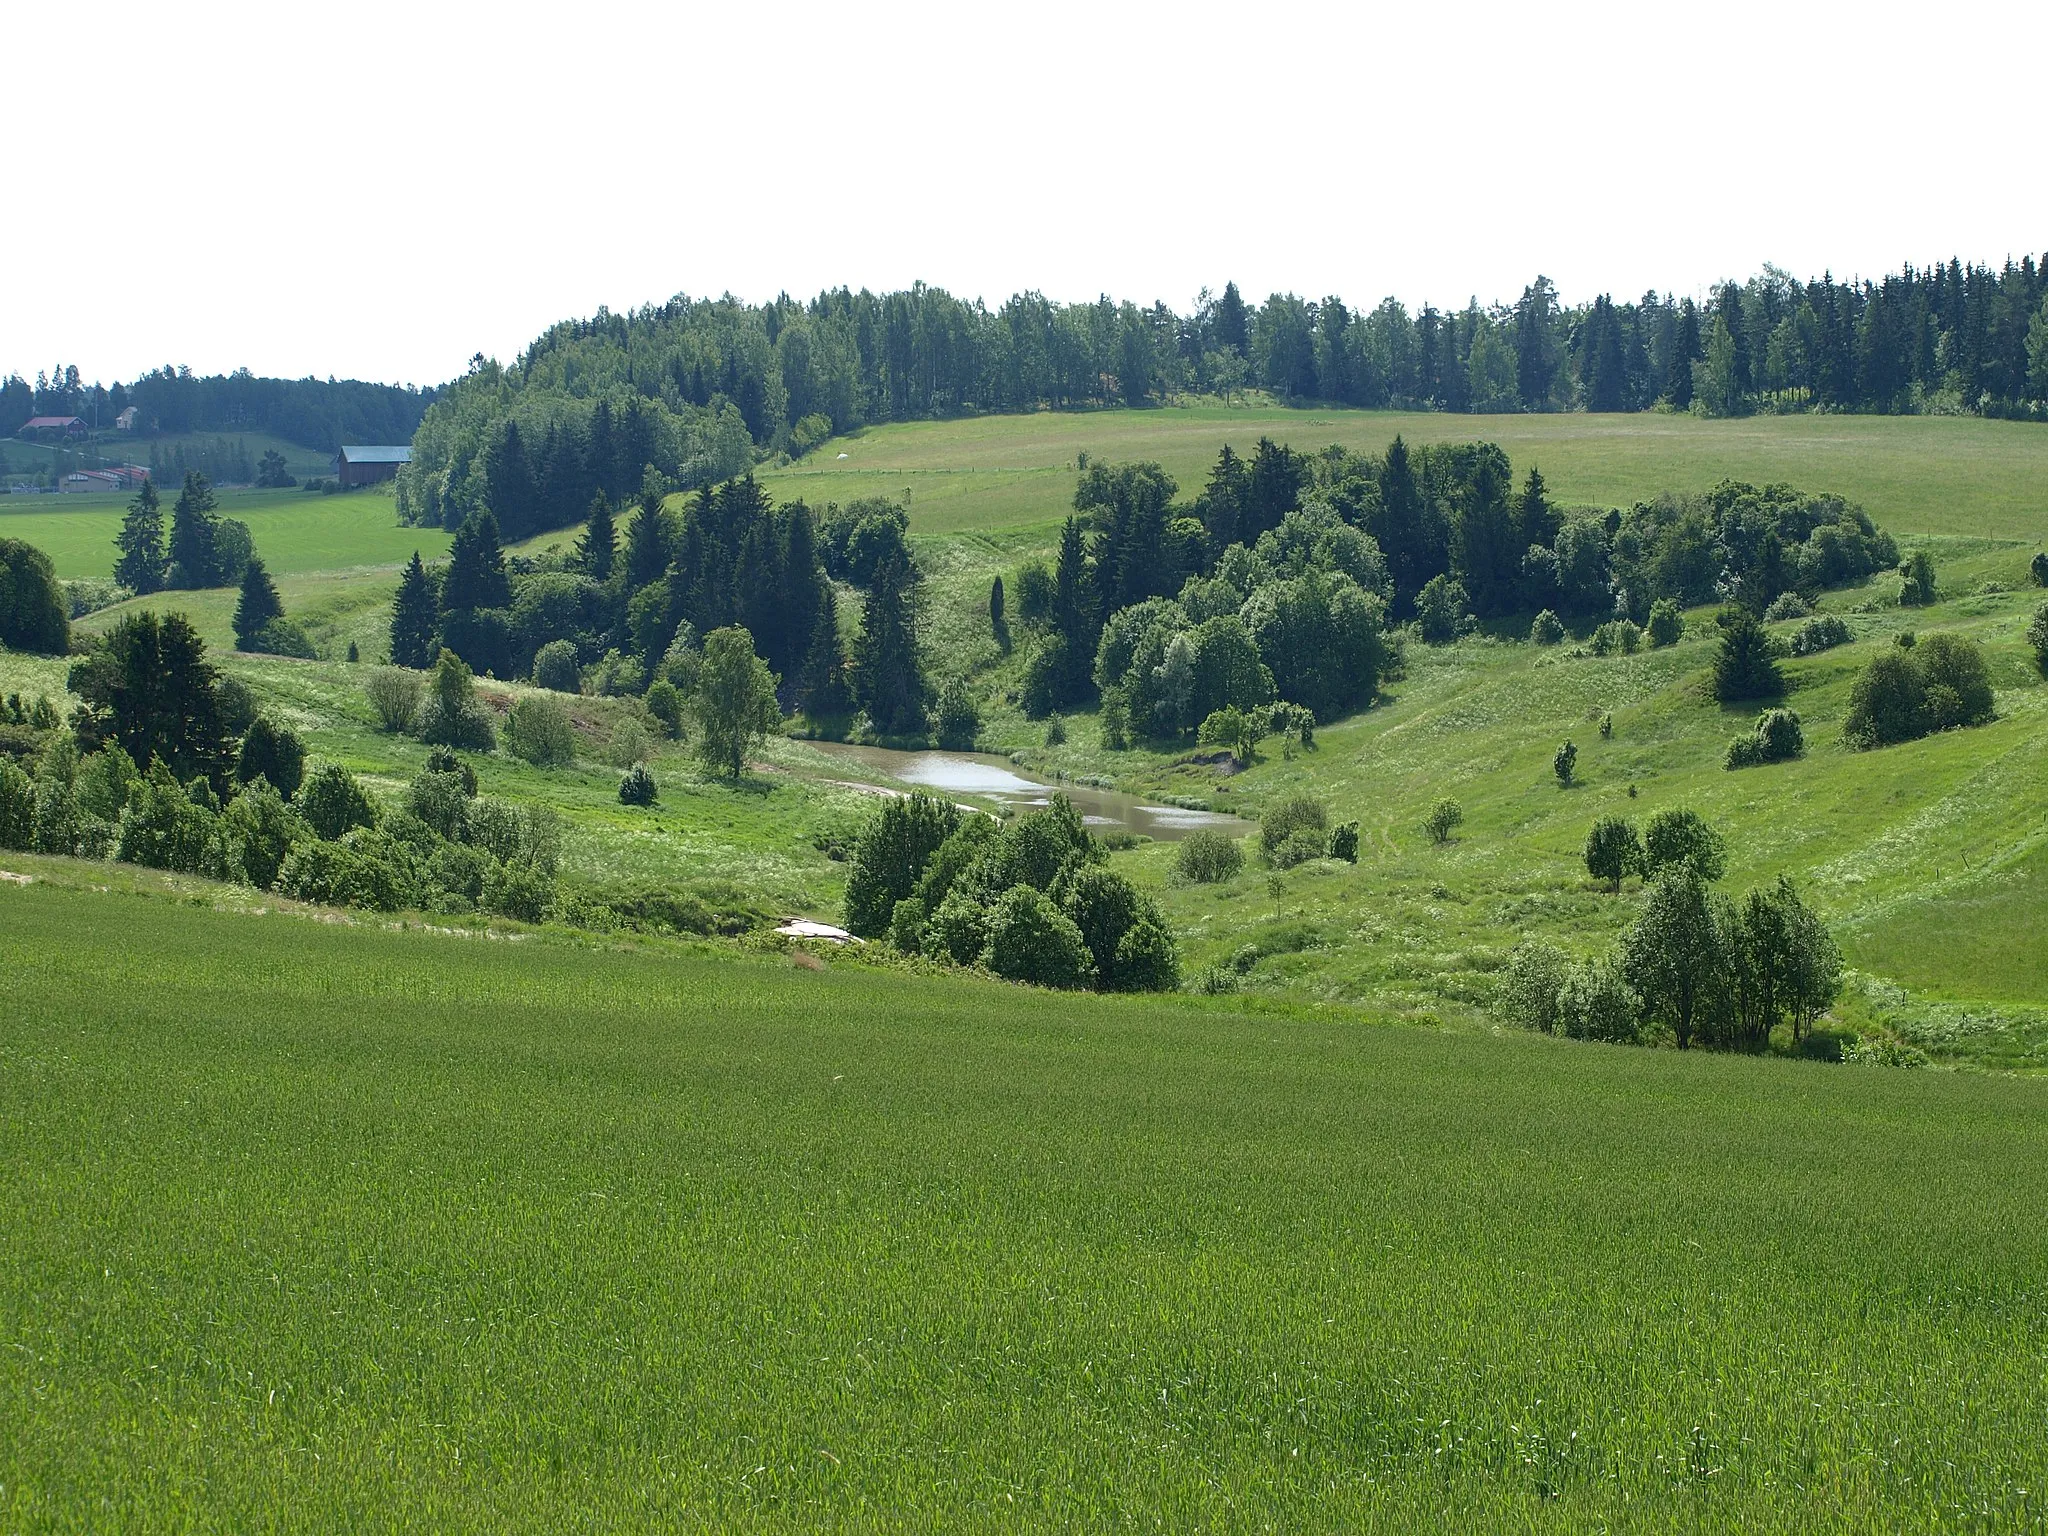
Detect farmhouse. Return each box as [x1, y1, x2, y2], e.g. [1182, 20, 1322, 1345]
[336, 444, 411, 487]
[114, 406, 139, 432]
[19, 415, 86, 440]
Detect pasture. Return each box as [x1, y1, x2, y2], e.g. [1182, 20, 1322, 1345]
[765, 406, 2048, 542]
[0, 484, 447, 581]
[1, 869, 2044, 1531]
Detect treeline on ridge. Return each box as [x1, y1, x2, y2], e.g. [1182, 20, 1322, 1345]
[3, 365, 434, 454]
[396, 256, 2048, 533]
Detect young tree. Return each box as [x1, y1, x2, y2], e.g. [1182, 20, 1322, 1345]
[235, 715, 306, 800]
[1642, 807, 1727, 881]
[1497, 940, 1570, 1034]
[1712, 608, 1783, 701]
[232, 556, 285, 651]
[1584, 815, 1643, 892]
[2029, 601, 2048, 675]
[389, 551, 440, 669]
[577, 491, 616, 581]
[1414, 574, 1467, 645]
[1621, 864, 1727, 1049]
[1897, 549, 1937, 606]
[1726, 876, 1838, 1051]
[1423, 797, 1464, 844]
[692, 625, 780, 780]
[113, 477, 167, 594]
[166, 472, 219, 587]
[989, 573, 1009, 651]
[1554, 739, 1577, 787]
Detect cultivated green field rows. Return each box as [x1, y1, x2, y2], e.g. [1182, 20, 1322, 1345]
[1, 873, 2044, 1531]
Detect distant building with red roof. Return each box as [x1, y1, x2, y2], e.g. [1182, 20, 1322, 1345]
[19, 416, 87, 439]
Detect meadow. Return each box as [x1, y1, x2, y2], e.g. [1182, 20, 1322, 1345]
[1, 866, 2044, 1531]
[1, 483, 448, 582]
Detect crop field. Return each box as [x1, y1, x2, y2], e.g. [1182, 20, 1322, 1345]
[1, 868, 2044, 1531]
[0, 484, 448, 582]
[764, 406, 2048, 541]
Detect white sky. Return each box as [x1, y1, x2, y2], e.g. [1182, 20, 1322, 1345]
[7, 0, 2043, 391]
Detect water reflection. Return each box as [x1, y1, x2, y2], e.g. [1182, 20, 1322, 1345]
[807, 742, 1251, 842]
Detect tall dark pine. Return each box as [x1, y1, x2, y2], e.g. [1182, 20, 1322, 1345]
[624, 487, 673, 590]
[796, 583, 851, 720]
[1512, 467, 1558, 552]
[482, 421, 538, 539]
[232, 556, 284, 650]
[777, 504, 824, 679]
[990, 573, 1009, 649]
[1198, 444, 1249, 550]
[1372, 436, 1428, 614]
[1243, 438, 1303, 543]
[1668, 300, 1701, 408]
[1713, 609, 1784, 702]
[1051, 514, 1096, 701]
[389, 552, 439, 668]
[167, 472, 219, 588]
[852, 553, 926, 733]
[68, 611, 231, 785]
[578, 491, 616, 581]
[440, 512, 511, 613]
[114, 477, 167, 594]
[1214, 282, 1249, 354]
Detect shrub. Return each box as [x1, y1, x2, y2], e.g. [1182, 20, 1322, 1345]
[221, 778, 308, 890]
[1762, 591, 1812, 622]
[299, 764, 377, 841]
[1554, 740, 1577, 786]
[1259, 794, 1327, 866]
[1174, 829, 1243, 883]
[365, 667, 422, 733]
[414, 650, 496, 751]
[1197, 706, 1259, 764]
[1584, 815, 1642, 892]
[1643, 808, 1726, 881]
[926, 887, 990, 965]
[425, 748, 478, 795]
[1788, 615, 1852, 655]
[888, 897, 927, 954]
[644, 680, 686, 739]
[74, 746, 138, 823]
[0, 759, 34, 850]
[1897, 549, 1937, 606]
[530, 639, 582, 694]
[1423, 798, 1462, 844]
[608, 715, 655, 768]
[618, 764, 658, 806]
[1590, 619, 1641, 657]
[1329, 821, 1359, 862]
[844, 793, 960, 936]
[115, 764, 231, 878]
[1415, 574, 1467, 645]
[235, 716, 306, 800]
[588, 649, 646, 697]
[2030, 602, 2048, 675]
[934, 678, 980, 751]
[1530, 609, 1565, 645]
[481, 860, 553, 923]
[1043, 715, 1067, 747]
[1916, 632, 1995, 730]
[1726, 709, 1804, 769]
[275, 839, 385, 909]
[1054, 864, 1177, 992]
[404, 769, 472, 840]
[506, 694, 575, 768]
[1844, 634, 1992, 747]
[1112, 917, 1181, 993]
[2033, 552, 2048, 587]
[981, 885, 1094, 989]
[1646, 599, 1685, 647]
[1497, 940, 1570, 1033]
[1554, 957, 1644, 1043]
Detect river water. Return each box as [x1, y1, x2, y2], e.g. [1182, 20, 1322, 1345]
[807, 742, 1252, 842]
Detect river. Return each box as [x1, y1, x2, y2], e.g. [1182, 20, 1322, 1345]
[807, 742, 1252, 842]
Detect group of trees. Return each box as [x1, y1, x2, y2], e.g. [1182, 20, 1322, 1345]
[391, 474, 930, 748]
[2, 366, 433, 453]
[843, 792, 1178, 992]
[0, 538, 69, 654]
[383, 258, 2048, 529]
[1508, 809, 1842, 1052]
[1844, 632, 1996, 746]
[113, 473, 257, 593]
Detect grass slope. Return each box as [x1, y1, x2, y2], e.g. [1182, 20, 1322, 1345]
[0, 485, 448, 582]
[765, 406, 2048, 541]
[1, 870, 2044, 1531]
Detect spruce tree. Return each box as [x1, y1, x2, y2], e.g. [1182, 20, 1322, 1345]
[232, 557, 284, 651]
[796, 584, 851, 720]
[166, 472, 219, 588]
[577, 491, 615, 581]
[389, 551, 440, 668]
[440, 511, 510, 613]
[113, 477, 166, 594]
[852, 552, 927, 734]
[1050, 515, 1096, 703]
[624, 487, 673, 590]
[990, 573, 1008, 649]
[1513, 466, 1557, 551]
[1713, 608, 1784, 702]
[1214, 282, 1249, 354]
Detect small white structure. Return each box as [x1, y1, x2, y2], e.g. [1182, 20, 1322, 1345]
[774, 918, 862, 945]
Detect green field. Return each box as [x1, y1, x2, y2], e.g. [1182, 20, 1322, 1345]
[765, 407, 2048, 542]
[0, 484, 448, 582]
[2, 867, 2044, 1531]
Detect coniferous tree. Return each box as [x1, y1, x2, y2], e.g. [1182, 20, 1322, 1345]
[852, 552, 927, 734]
[113, 477, 167, 594]
[389, 551, 440, 669]
[440, 511, 511, 613]
[796, 583, 851, 720]
[232, 557, 285, 650]
[1050, 514, 1096, 702]
[1512, 466, 1558, 552]
[1197, 444, 1249, 550]
[1214, 282, 1249, 354]
[67, 611, 232, 786]
[624, 485, 673, 590]
[577, 491, 616, 581]
[1372, 436, 1428, 614]
[1713, 608, 1784, 702]
[1667, 300, 1701, 408]
[166, 472, 219, 587]
[990, 573, 1009, 650]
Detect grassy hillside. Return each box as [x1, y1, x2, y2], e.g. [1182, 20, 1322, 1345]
[1, 867, 2043, 1531]
[0, 484, 448, 582]
[764, 406, 2048, 541]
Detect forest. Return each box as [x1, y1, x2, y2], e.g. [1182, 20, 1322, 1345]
[392, 256, 2048, 532]
[1, 365, 435, 453]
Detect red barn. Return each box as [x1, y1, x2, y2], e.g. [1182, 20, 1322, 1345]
[336, 444, 411, 487]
